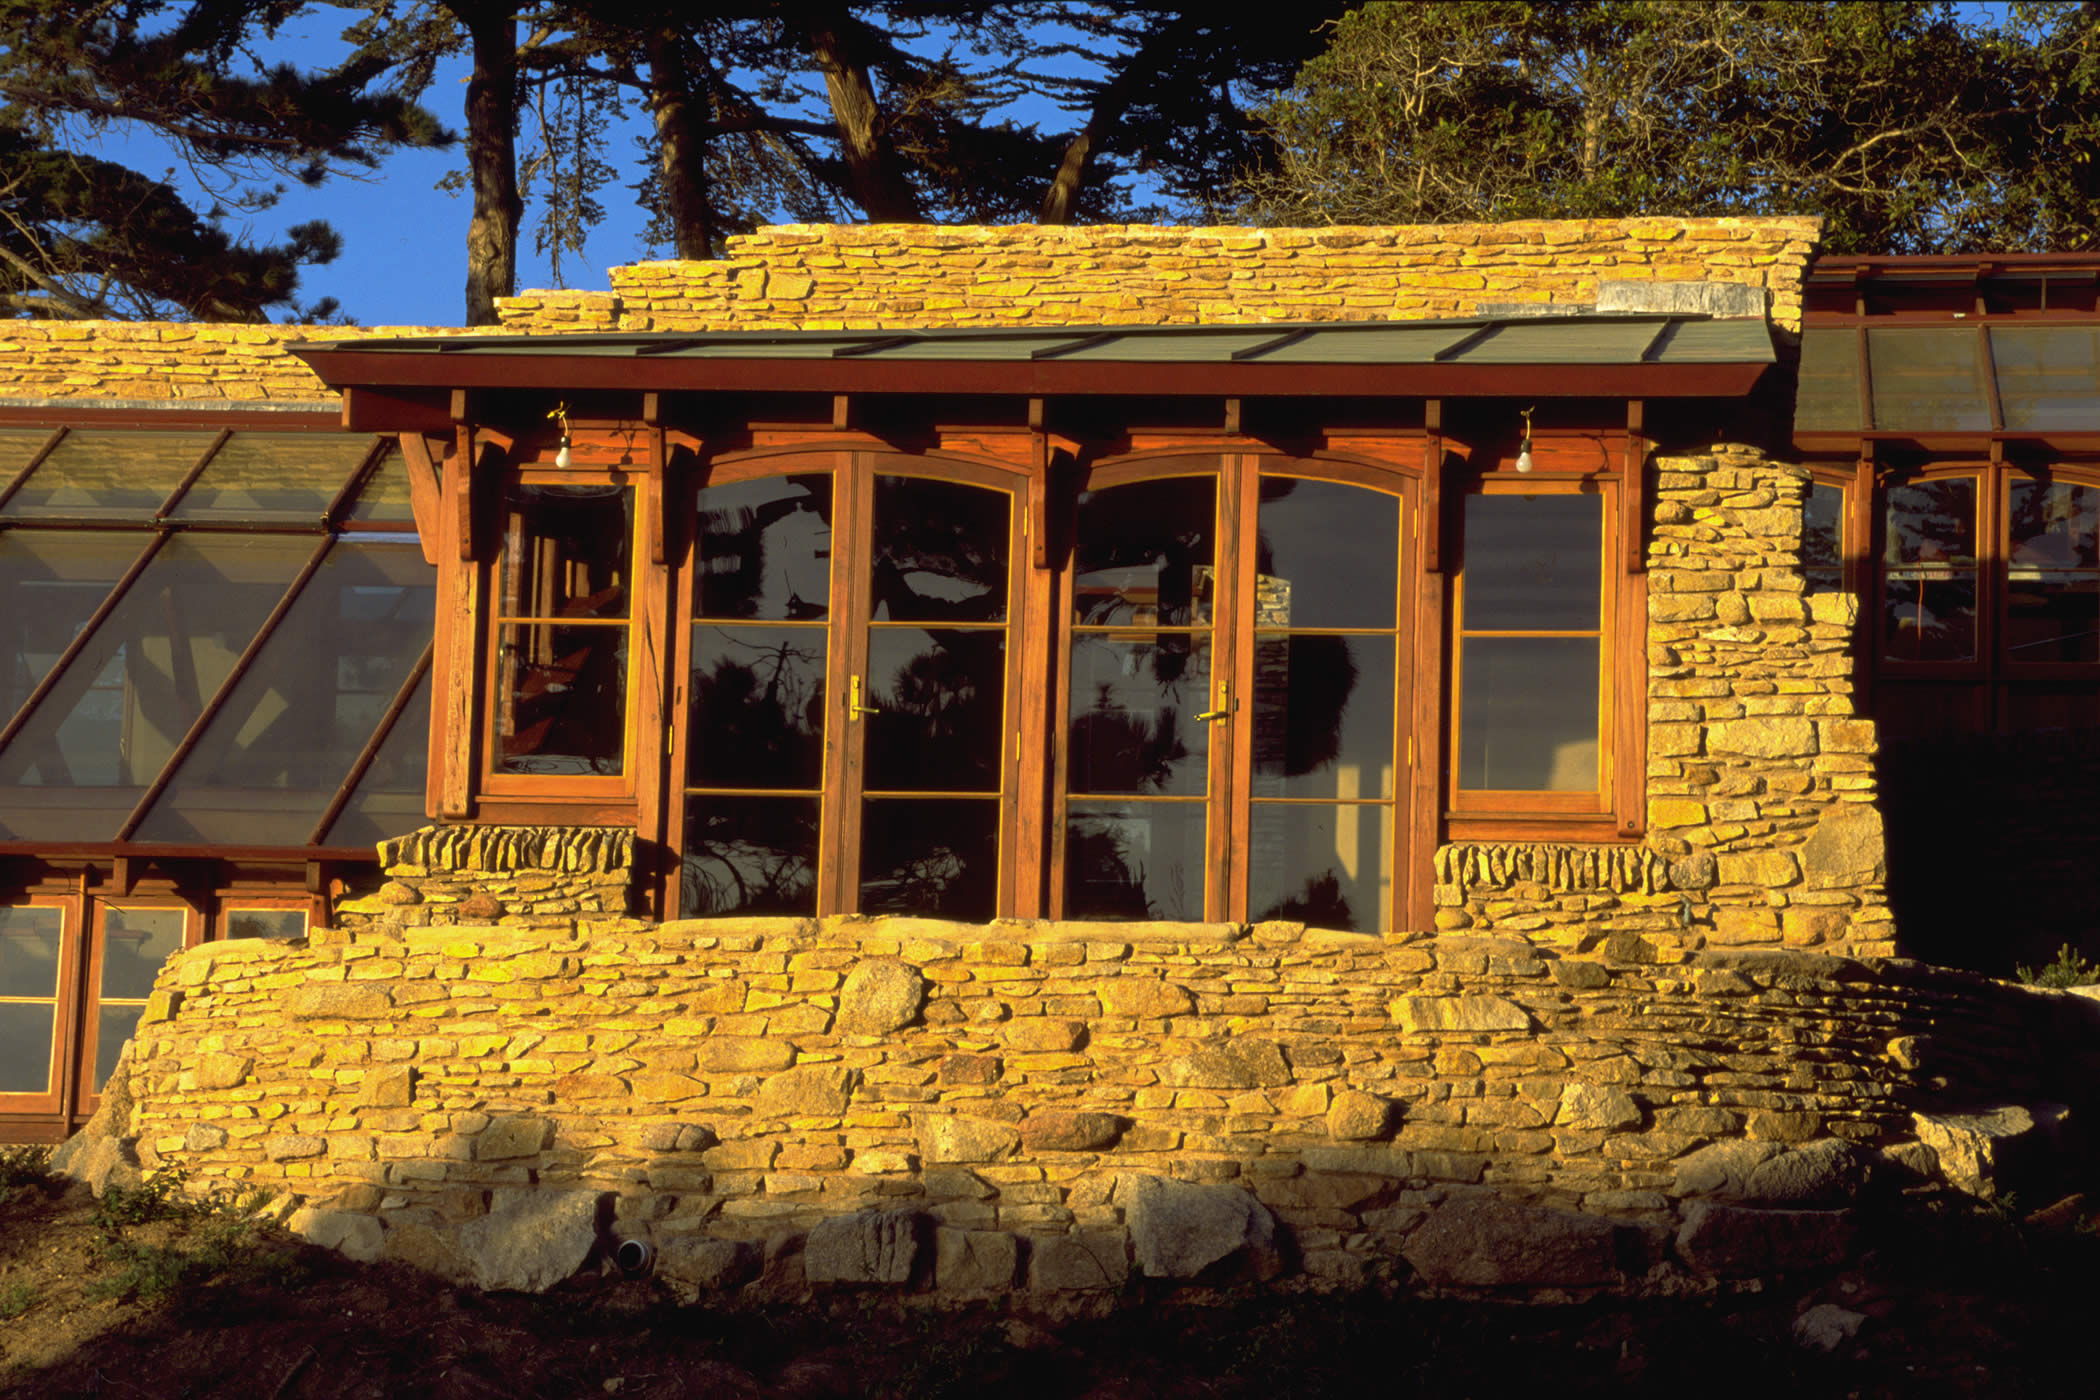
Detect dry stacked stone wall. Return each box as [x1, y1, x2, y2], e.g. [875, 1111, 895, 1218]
[125, 907, 2100, 1298]
[494, 218, 1819, 336]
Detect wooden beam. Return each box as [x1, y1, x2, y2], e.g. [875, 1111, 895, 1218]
[1028, 398, 1050, 570]
[1623, 399, 1648, 575]
[1421, 399, 1443, 574]
[395, 432, 445, 566]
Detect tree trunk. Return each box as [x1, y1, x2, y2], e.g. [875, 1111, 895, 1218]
[1040, 13, 1203, 225]
[450, 1, 522, 326]
[644, 28, 714, 259]
[800, 6, 921, 222]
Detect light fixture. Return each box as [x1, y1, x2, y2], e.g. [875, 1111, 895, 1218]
[548, 400, 573, 467]
[1514, 405, 1536, 473]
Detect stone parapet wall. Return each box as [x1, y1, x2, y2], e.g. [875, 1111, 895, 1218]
[0, 322, 493, 404]
[121, 914, 2097, 1297]
[333, 826, 636, 934]
[494, 218, 1820, 336]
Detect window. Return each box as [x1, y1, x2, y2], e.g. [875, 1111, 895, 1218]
[83, 903, 192, 1097]
[0, 902, 68, 1108]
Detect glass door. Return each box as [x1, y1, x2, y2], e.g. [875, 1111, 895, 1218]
[76, 902, 192, 1113]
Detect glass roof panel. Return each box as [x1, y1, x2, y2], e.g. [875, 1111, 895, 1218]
[169, 432, 374, 523]
[1867, 327, 1992, 431]
[344, 440, 416, 524]
[1991, 325, 2100, 432]
[0, 429, 55, 488]
[132, 542, 434, 845]
[1, 532, 152, 728]
[320, 671, 431, 850]
[0, 430, 217, 522]
[0, 534, 314, 840]
[1795, 328, 1863, 431]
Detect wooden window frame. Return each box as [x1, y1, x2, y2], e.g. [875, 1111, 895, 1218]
[214, 899, 312, 943]
[0, 895, 81, 1118]
[75, 897, 200, 1118]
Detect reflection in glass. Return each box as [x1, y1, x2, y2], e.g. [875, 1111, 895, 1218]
[2010, 480, 2099, 569]
[1794, 328, 1863, 432]
[1065, 801, 1206, 921]
[689, 625, 826, 788]
[0, 531, 147, 722]
[100, 907, 183, 999]
[1251, 634, 1392, 800]
[345, 442, 416, 523]
[95, 1004, 138, 1089]
[871, 476, 1008, 623]
[226, 909, 307, 940]
[1254, 478, 1399, 629]
[1868, 328, 1992, 432]
[0, 430, 215, 520]
[865, 629, 1006, 792]
[1073, 476, 1216, 626]
[0, 1005, 55, 1093]
[1459, 637, 1601, 791]
[0, 906, 62, 998]
[1882, 576, 1977, 661]
[859, 798, 999, 920]
[1249, 803, 1393, 932]
[0, 535, 312, 840]
[1884, 479, 1977, 566]
[696, 475, 832, 620]
[1462, 495, 1602, 630]
[1992, 326, 2100, 432]
[133, 543, 435, 844]
[682, 796, 819, 917]
[1803, 482, 1846, 593]
[322, 676, 432, 848]
[498, 483, 632, 619]
[171, 433, 374, 521]
[492, 623, 628, 775]
[1066, 635, 1210, 797]
[2006, 578, 2099, 663]
[0, 428, 51, 481]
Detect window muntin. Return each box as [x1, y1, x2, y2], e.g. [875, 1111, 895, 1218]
[1452, 489, 1608, 803]
[488, 480, 637, 779]
[0, 904, 64, 1097]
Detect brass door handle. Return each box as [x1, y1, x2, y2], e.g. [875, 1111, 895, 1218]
[849, 675, 882, 719]
[1195, 682, 1231, 723]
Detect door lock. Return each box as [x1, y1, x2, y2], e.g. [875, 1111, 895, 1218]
[849, 675, 882, 720]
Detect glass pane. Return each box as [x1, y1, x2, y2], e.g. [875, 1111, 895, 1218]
[1802, 481, 1846, 593]
[1255, 477, 1399, 629]
[1251, 634, 1395, 800]
[492, 623, 627, 776]
[0, 906, 62, 998]
[0, 1005, 55, 1094]
[1794, 328, 1863, 432]
[859, 797, 998, 920]
[345, 441, 416, 523]
[2010, 479, 2099, 569]
[226, 909, 307, 940]
[864, 629, 1006, 793]
[95, 1004, 141, 1090]
[682, 795, 819, 917]
[0, 531, 148, 722]
[1868, 327, 1992, 431]
[1074, 476, 1216, 626]
[0, 534, 313, 840]
[1248, 803, 1393, 932]
[1883, 479, 1977, 567]
[100, 907, 184, 999]
[1461, 495, 1602, 631]
[2006, 576, 2100, 663]
[169, 432, 374, 522]
[1881, 573, 1977, 661]
[321, 673, 431, 848]
[0, 428, 53, 482]
[1064, 800, 1206, 921]
[1992, 326, 2100, 432]
[871, 476, 1009, 623]
[0, 430, 215, 520]
[497, 483, 632, 620]
[696, 474, 832, 621]
[689, 625, 826, 789]
[1458, 636, 1601, 791]
[133, 543, 435, 844]
[1066, 634, 1211, 797]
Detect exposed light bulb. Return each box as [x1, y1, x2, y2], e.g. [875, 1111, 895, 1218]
[1514, 444, 1534, 473]
[555, 437, 572, 468]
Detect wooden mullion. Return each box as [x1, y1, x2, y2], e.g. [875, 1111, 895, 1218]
[1421, 402, 1443, 574]
[1008, 473, 1048, 918]
[632, 470, 670, 887]
[307, 643, 434, 846]
[819, 452, 862, 914]
[116, 535, 335, 841]
[154, 428, 232, 520]
[1211, 453, 1251, 924]
[0, 427, 66, 515]
[436, 429, 489, 819]
[1406, 483, 1445, 932]
[1614, 479, 1647, 837]
[0, 531, 169, 755]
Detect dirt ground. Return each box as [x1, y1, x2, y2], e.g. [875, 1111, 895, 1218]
[2, 1172, 2094, 1400]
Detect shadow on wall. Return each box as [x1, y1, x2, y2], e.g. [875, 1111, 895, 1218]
[1878, 726, 2100, 977]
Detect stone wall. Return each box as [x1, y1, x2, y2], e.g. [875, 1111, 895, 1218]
[120, 912, 2099, 1298]
[0, 321, 483, 404]
[494, 218, 1820, 336]
[334, 827, 637, 933]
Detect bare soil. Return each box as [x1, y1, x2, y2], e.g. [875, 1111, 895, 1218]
[1, 1176, 2092, 1399]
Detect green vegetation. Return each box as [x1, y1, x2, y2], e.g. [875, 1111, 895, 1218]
[0, 1144, 53, 1206]
[2017, 944, 2100, 988]
[85, 1165, 280, 1305]
[0, 1279, 37, 1321]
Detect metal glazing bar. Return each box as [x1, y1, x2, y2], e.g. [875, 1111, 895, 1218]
[114, 534, 337, 840]
[154, 428, 233, 519]
[308, 642, 434, 845]
[1431, 325, 1503, 362]
[322, 436, 391, 529]
[1033, 331, 1121, 360]
[0, 530, 170, 755]
[0, 426, 66, 515]
[1232, 329, 1314, 362]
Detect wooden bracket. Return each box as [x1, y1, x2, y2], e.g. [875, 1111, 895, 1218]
[113, 855, 138, 896]
[1223, 397, 1243, 437]
[396, 433, 445, 566]
[1623, 399, 1648, 575]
